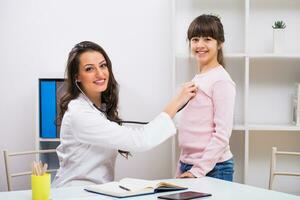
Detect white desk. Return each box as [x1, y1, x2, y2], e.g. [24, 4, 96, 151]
[0, 177, 299, 200]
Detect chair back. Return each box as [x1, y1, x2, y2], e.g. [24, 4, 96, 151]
[3, 149, 57, 191]
[268, 147, 300, 190]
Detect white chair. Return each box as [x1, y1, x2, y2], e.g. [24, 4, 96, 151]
[3, 149, 57, 191]
[268, 147, 300, 190]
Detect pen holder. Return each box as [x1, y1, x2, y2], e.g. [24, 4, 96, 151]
[31, 173, 51, 200]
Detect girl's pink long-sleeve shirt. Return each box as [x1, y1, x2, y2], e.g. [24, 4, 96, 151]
[177, 65, 236, 177]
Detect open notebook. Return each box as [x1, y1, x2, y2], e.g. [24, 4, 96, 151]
[84, 178, 187, 198]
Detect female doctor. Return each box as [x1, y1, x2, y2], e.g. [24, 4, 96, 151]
[52, 41, 197, 187]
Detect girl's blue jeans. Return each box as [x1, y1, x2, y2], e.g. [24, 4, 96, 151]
[180, 158, 234, 182]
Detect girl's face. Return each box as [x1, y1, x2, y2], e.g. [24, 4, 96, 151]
[190, 36, 220, 68]
[77, 51, 109, 99]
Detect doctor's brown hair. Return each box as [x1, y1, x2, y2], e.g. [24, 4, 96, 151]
[58, 41, 121, 125]
[187, 14, 225, 67]
[57, 41, 131, 158]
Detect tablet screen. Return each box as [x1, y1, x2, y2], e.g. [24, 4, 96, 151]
[158, 191, 212, 200]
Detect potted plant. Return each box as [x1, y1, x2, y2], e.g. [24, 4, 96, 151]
[272, 20, 286, 53]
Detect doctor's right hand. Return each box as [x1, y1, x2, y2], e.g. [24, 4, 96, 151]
[164, 82, 197, 118]
[176, 81, 197, 108]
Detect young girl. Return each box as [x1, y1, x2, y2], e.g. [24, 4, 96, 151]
[176, 14, 236, 181]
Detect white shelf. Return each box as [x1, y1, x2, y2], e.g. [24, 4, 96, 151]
[249, 54, 300, 59]
[173, 0, 300, 192]
[39, 138, 60, 142]
[176, 53, 300, 59]
[175, 53, 245, 59]
[225, 124, 300, 131]
[248, 124, 300, 131]
[226, 53, 246, 58]
[233, 125, 246, 131]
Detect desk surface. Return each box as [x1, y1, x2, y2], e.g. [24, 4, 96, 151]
[0, 177, 299, 200]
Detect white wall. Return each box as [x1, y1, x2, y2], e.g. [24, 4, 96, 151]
[0, 0, 173, 191]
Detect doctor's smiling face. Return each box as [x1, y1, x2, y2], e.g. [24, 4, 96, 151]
[59, 41, 120, 124]
[77, 51, 110, 103]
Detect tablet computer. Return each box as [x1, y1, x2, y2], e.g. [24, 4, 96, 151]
[158, 191, 212, 200]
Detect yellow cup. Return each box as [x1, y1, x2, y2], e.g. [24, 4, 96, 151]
[31, 173, 51, 200]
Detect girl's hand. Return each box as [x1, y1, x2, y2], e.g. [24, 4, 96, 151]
[179, 171, 196, 178]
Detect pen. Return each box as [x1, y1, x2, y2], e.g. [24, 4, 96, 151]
[119, 185, 131, 191]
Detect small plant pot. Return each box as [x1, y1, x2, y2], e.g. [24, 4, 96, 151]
[273, 29, 285, 53]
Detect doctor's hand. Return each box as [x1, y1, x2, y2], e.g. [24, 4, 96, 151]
[176, 81, 197, 107]
[164, 82, 197, 118]
[178, 171, 196, 178]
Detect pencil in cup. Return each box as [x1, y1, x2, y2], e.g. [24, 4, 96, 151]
[31, 161, 50, 200]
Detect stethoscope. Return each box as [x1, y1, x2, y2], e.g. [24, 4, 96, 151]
[75, 80, 189, 158]
[93, 101, 189, 125]
[75, 80, 189, 125]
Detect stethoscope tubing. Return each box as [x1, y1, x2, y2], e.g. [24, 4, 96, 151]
[76, 80, 189, 125]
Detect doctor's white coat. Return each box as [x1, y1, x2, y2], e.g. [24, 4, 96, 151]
[52, 94, 176, 187]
